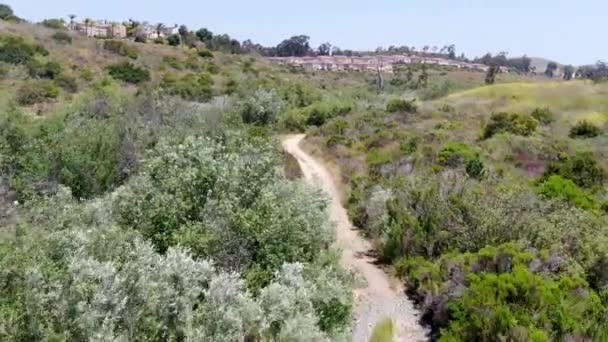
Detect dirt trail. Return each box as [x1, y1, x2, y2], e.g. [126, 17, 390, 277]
[282, 135, 428, 342]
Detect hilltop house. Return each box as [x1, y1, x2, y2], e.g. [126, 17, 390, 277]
[70, 20, 126, 38]
[136, 24, 179, 40]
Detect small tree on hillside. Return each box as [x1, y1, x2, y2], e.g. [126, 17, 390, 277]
[485, 65, 499, 85]
[0, 3, 14, 20]
[155, 23, 165, 38]
[318, 42, 332, 56]
[545, 62, 558, 78]
[196, 28, 213, 43]
[178, 25, 189, 47]
[563, 65, 575, 80]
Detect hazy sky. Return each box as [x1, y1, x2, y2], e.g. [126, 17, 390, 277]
[5, 0, 604, 65]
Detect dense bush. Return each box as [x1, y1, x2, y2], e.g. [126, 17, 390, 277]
[438, 142, 478, 167]
[542, 152, 605, 189]
[530, 107, 554, 124]
[538, 175, 596, 210]
[397, 244, 608, 341]
[386, 98, 417, 113]
[239, 89, 283, 125]
[26, 59, 62, 78]
[16, 79, 60, 105]
[0, 190, 351, 341]
[54, 73, 78, 92]
[162, 55, 183, 70]
[167, 34, 180, 46]
[482, 112, 538, 139]
[438, 142, 485, 178]
[40, 18, 66, 30]
[280, 100, 352, 129]
[106, 62, 150, 84]
[103, 39, 138, 59]
[569, 120, 602, 138]
[51, 30, 72, 44]
[0, 35, 47, 65]
[114, 136, 336, 286]
[198, 48, 214, 58]
[161, 72, 214, 102]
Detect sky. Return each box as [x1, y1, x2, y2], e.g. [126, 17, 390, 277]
[5, 0, 605, 65]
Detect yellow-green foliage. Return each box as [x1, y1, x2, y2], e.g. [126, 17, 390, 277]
[103, 39, 138, 59]
[370, 318, 394, 342]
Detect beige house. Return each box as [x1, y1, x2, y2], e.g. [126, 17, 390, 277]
[70, 20, 127, 38]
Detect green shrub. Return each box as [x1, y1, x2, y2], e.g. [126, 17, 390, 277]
[542, 152, 605, 189]
[398, 244, 608, 341]
[40, 18, 66, 30]
[16, 80, 60, 105]
[538, 175, 596, 210]
[569, 120, 602, 138]
[197, 48, 214, 58]
[239, 89, 283, 125]
[367, 148, 392, 168]
[482, 112, 538, 139]
[103, 40, 138, 59]
[530, 107, 554, 124]
[106, 62, 150, 84]
[79, 66, 94, 81]
[205, 61, 220, 74]
[438, 142, 478, 167]
[438, 142, 485, 178]
[51, 31, 72, 44]
[465, 158, 485, 179]
[386, 98, 417, 113]
[0, 35, 42, 65]
[162, 56, 183, 70]
[370, 318, 395, 342]
[54, 73, 78, 93]
[161, 72, 213, 102]
[27, 59, 62, 79]
[0, 3, 14, 20]
[167, 34, 180, 46]
[0, 62, 7, 79]
[305, 101, 352, 126]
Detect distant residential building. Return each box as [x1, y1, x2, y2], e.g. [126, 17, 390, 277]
[266, 55, 490, 73]
[70, 20, 126, 38]
[135, 24, 179, 40]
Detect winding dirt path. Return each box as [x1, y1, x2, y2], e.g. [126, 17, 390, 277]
[282, 135, 428, 342]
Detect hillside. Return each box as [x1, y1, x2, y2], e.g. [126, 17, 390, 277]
[1, 8, 608, 342]
[306, 79, 608, 340]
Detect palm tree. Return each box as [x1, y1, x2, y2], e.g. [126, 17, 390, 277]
[84, 18, 92, 36]
[68, 14, 76, 29]
[155, 23, 165, 38]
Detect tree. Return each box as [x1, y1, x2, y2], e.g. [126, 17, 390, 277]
[318, 42, 332, 56]
[155, 23, 165, 38]
[545, 61, 558, 78]
[178, 25, 189, 47]
[485, 65, 499, 85]
[84, 18, 92, 36]
[196, 28, 213, 43]
[417, 64, 429, 88]
[276, 35, 311, 57]
[68, 14, 76, 27]
[563, 65, 575, 80]
[0, 3, 13, 20]
[447, 45, 456, 59]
